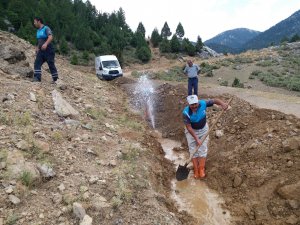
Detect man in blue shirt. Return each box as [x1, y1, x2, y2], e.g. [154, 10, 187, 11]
[183, 95, 228, 179]
[33, 17, 58, 83]
[183, 60, 200, 96]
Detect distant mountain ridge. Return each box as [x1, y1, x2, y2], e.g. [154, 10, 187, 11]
[243, 9, 300, 50]
[204, 28, 260, 53]
[204, 9, 300, 53]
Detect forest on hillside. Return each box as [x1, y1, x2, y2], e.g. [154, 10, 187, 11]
[0, 0, 204, 64]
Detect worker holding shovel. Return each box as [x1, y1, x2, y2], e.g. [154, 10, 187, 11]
[182, 95, 228, 179]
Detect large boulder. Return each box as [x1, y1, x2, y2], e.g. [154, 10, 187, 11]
[52, 90, 79, 118]
[0, 40, 33, 77]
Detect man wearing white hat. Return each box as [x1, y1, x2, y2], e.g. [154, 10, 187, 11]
[182, 95, 228, 179]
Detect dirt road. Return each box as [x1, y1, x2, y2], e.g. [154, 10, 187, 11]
[201, 83, 300, 118]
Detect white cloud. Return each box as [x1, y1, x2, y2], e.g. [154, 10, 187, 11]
[89, 0, 300, 41]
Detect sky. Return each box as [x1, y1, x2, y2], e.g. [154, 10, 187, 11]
[88, 0, 300, 42]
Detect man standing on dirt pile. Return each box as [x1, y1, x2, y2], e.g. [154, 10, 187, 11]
[32, 17, 59, 84]
[183, 95, 228, 179]
[183, 60, 201, 96]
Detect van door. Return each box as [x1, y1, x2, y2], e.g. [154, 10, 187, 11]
[95, 57, 104, 80]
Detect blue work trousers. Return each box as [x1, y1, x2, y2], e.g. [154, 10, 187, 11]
[34, 46, 58, 81]
[188, 77, 198, 96]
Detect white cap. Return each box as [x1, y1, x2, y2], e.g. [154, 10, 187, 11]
[187, 95, 198, 105]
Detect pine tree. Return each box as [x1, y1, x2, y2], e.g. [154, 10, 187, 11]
[159, 38, 171, 53]
[136, 22, 146, 37]
[290, 34, 300, 43]
[170, 35, 180, 53]
[161, 22, 172, 39]
[17, 20, 35, 44]
[136, 45, 151, 62]
[70, 54, 78, 65]
[59, 37, 69, 55]
[150, 28, 161, 47]
[117, 7, 126, 28]
[175, 22, 184, 39]
[195, 35, 203, 52]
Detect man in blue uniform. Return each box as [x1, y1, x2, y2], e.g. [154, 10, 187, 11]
[183, 95, 228, 179]
[183, 60, 200, 96]
[33, 17, 58, 83]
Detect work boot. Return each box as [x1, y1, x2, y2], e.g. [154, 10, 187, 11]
[192, 157, 200, 179]
[199, 157, 206, 178]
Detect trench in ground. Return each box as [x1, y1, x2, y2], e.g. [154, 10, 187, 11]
[118, 78, 232, 224]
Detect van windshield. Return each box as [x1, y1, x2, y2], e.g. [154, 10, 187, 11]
[102, 60, 119, 68]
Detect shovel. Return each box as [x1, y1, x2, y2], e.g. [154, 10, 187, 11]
[176, 97, 233, 181]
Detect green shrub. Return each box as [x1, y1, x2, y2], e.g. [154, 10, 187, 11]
[220, 80, 228, 86]
[70, 54, 78, 65]
[256, 59, 278, 67]
[136, 46, 151, 62]
[20, 170, 34, 188]
[251, 70, 263, 76]
[131, 70, 139, 78]
[206, 70, 213, 77]
[232, 78, 244, 88]
[249, 74, 255, 79]
[6, 214, 19, 225]
[233, 56, 253, 64]
[287, 79, 300, 91]
[15, 111, 32, 126]
[159, 39, 171, 53]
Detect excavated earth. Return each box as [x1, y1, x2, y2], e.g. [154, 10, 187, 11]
[114, 76, 300, 225]
[1, 30, 300, 225]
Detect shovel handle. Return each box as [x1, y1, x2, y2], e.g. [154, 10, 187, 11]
[186, 97, 233, 164]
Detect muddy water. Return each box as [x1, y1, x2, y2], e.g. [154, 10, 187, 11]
[158, 138, 231, 225]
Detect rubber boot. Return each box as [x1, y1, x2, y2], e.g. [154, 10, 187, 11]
[192, 157, 200, 179]
[199, 157, 206, 178]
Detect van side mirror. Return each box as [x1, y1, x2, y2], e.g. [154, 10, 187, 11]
[99, 66, 102, 70]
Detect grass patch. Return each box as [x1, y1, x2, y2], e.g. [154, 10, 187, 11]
[232, 56, 254, 64]
[118, 114, 145, 130]
[51, 131, 64, 143]
[220, 80, 228, 86]
[86, 108, 107, 120]
[121, 144, 140, 162]
[200, 62, 220, 76]
[150, 66, 186, 82]
[6, 214, 19, 225]
[256, 59, 279, 67]
[0, 110, 32, 126]
[0, 110, 13, 125]
[0, 149, 8, 161]
[20, 170, 34, 188]
[250, 69, 300, 91]
[15, 111, 32, 126]
[132, 66, 186, 82]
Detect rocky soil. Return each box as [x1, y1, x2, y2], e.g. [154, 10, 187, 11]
[1, 30, 300, 225]
[0, 31, 194, 225]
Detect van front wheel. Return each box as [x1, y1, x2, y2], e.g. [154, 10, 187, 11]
[97, 74, 104, 80]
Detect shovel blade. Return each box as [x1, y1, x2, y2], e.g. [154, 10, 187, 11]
[176, 164, 190, 181]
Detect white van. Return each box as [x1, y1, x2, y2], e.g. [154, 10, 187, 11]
[95, 55, 123, 80]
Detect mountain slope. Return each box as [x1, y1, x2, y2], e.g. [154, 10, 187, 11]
[243, 9, 300, 50]
[204, 28, 260, 53]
